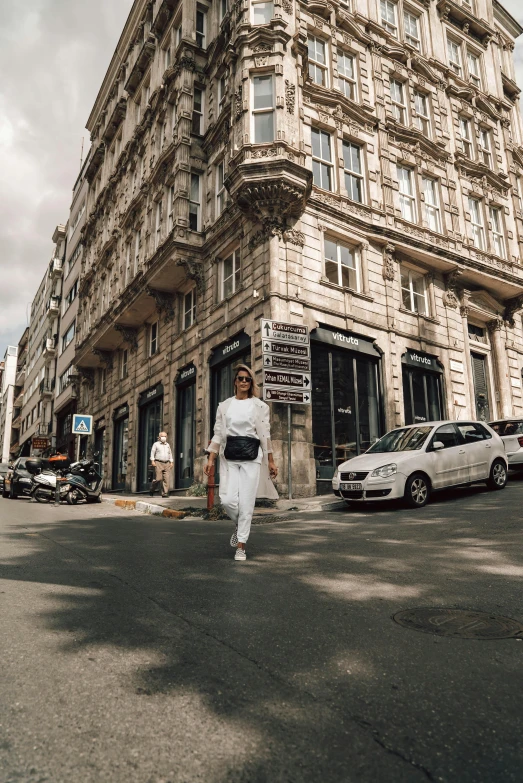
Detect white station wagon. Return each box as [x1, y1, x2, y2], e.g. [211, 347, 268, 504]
[332, 421, 507, 508]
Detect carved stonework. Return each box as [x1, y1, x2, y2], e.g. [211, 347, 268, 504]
[176, 259, 205, 294]
[93, 349, 114, 370]
[285, 80, 296, 114]
[503, 295, 523, 328]
[460, 305, 470, 318]
[443, 269, 463, 309]
[282, 0, 293, 12]
[115, 325, 139, 352]
[254, 55, 269, 68]
[234, 85, 243, 120]
[283, 229, 305, 247]
[146, 287, 175, 322]
[77, 368, 95, 389]
[487, 317, 504, 333]
[382, 243, 396, 281]
[252, 43, 272, 53]
[249, 218, 286, 250]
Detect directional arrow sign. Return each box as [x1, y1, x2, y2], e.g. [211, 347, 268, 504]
[263, 388, 311, 405]
[262, 340, 310, 358]
[263, 369, 311, 389]
[261, 319, 310, 345]
[263, 355, 311, 372]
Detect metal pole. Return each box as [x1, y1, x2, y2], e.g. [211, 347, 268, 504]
[76, 435, 81, 463]
[287, 404, 292, 500]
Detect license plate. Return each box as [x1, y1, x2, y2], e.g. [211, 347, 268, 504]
[340, 482, 362, 491]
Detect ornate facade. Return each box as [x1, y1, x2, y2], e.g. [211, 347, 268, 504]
[75, 0, 523, 496]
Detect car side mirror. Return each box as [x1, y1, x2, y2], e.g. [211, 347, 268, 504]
[433, 441, 445, 451]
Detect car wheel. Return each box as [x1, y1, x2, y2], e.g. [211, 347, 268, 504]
[404, 473, 430, 508]
[9, 482, 18, 500]
[487, 459, 507, 491]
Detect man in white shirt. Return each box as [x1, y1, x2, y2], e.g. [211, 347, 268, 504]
[150, 432, 173, 497]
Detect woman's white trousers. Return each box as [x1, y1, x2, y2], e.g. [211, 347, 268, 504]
[220, 461, 261, 544]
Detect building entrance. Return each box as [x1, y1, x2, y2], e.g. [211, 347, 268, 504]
[311, 326, 383, 494]
[137, 383, 164, 492]
[471, 352, 491, 421]
[112, 404, 129, 491]
[175, 364, 196, 489]
[402, 350, 444, 425]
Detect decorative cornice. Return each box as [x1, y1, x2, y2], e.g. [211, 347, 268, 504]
[114, 325, 139, 352]
[443, 269, 463, 308]
[146, 287, 175, 322]
[92, 349, 114, 370]
[176, 258, 205, 294]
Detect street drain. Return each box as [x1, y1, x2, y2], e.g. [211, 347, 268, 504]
[393, 608, 523, 640]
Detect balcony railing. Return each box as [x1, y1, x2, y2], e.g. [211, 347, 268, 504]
[40, 379, 55, 397]
[13, 391, 24, 409]
[11, 415, 21, 430]
[15, 366, 26, 385]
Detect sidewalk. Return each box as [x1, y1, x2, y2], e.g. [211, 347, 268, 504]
[102, 492, 345, 518]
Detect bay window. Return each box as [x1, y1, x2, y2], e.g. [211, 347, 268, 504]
[192, 87, 204, 135]
[252, 0, 273, 24]
[184, 289, 197, 329]
[252, 75, 274, 143]
[216, 162, 225, 216]
[189, 173, 201, 231]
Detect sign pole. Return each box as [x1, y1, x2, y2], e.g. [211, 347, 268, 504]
[287, 404, 292, 500]
[76, 434, 81, 463]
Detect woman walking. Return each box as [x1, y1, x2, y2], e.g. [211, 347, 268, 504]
[204, 365, 278, 561]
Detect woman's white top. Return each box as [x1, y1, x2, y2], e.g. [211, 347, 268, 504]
[225, 397, 262, 463]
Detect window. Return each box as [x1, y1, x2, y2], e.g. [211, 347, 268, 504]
[414, 91, 430, 136]
[218, 74, 227, 112]
[467, 51, 481, 88]
[216, 162, 226, 215]
[380, 0, 398, 36]
[390, 79, 407, 124]
[343, 141, 364, 203]
[134, 228, 141, 273]
[155, 200, 163, 249]
[65, 279, 79, 309]
[401, 266, 428, 315]
[150, 322, 159, 356]
[312, 128, 333, 191]
[431, 423, 459, 449]
[171, 102, 177, 138]
[135, 99, 142, 125]
[168, 185, 175, 233]
[61, 320, 75, 353]
[422, 177, 441, 232]
[189, 173, 201, 231]
[308, 36, 328, 86]
[192, 87, 203, 134]
[459, 117, 473, 158]
[252, 75, 274, 143]
[489, 207, 505, 258]
[121, 349, 128, 379]
[337, 51, 357, 100]
[196, 8, 206, 48]
[175, 24, 182, 45]
[164, 45, 172, 70]
[100, 368, 106, 395]
[252, 0, 273, 23]
[124, 241, 132, 285]
[515, 177, 523, 212]
[144, 83, 151, 105]
[220, 0, 228, 20]
[184, 289, 196, 329]
[324, 237, 361, 290]
[468, 197, 485, 250]
[59, 365, 74, 394]
[220, 249, 241, 299]
[479, 129, 492, 167]
[397, 166, 416, 222]
[448, 38, 462, 76]
[468, 323, 486, 343]
[404, 10, 420, 49]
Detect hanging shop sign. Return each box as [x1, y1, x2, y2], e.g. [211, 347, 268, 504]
[402, 350, 442, 373]
[138, 382, 164, 407]
[175, 363, 197, 386]
[209, 331, 252, 368]
[32, 437, 49, 451]
[311, 324, 381, 358]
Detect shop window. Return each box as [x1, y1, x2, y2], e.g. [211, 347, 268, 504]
[184, 289, 196, 329]
[343, 141, 364, 203]
[397, 166, 416, 222]
[252, 75, 274, 143]
[337, 51, 357, 100]
[220, 249, 241, 299]
[216, 162, 226, 216]
[414, 91, 430, 137]
[308, 36, 329, 86]
[150, 322, 159, 356]
[324, 237, 361, 291]
[489, 207, 505, 258]
[192, 87, 204, 135]
[401, 265, 428, 315]
[189, 173, 201, 231]
[252, 0, 273, 24]
[468, 197, 485, 250]
[422, 177, 441, 233]
[196, 8, 207, 48]
[312, 128, 334, 191]
[403, 366, 443, 424]
[390, 79, 407, 124]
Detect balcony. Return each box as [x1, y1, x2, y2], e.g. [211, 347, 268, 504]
[15, 365, 26, 386]
[42, 338, 57, 360]
[11, 414, 21, 430]
[125, 35, 156, 97]
[50, 256, 63, 280]
[40, 379, 55, 398]
[13, 390, 24, 409]
[46, 296, 61, 319]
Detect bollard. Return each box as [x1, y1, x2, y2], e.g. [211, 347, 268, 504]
[207, 462, 216, 511]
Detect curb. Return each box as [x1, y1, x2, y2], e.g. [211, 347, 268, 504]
[111, 497, 186, 519]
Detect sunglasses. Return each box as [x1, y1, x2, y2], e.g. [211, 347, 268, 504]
[236, 376, 252, 383]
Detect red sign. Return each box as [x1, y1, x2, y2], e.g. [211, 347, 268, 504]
[32, 437, 49, 450]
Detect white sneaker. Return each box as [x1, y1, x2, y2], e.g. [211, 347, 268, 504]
[230, 528, 238, 548]
[234, 548, 247, 561]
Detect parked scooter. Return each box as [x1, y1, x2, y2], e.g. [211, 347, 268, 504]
[27, 458, 73, 504]
[65, 459, 103, 505]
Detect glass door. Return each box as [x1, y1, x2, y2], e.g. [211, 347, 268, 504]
[176, 383, 196, 489]
[403, 368, 443, 425]
[112, 418, 129, 490]
[138, 399, 163, 491]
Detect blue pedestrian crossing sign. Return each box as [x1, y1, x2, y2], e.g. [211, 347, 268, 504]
[72, 414, 93, 436]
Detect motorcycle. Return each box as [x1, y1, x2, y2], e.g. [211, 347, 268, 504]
[27, 458, 73, 504]
[27, 457, 103, 505]
[65, 459, 103, 505]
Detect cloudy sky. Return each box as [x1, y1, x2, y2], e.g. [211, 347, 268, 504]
[0, 0, 523, 361]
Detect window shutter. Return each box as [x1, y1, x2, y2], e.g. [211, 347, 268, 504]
[471, 354, 488, 398]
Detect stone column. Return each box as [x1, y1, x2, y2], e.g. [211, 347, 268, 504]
[460, 305, 475, 418]
[488, 317, 512, 418]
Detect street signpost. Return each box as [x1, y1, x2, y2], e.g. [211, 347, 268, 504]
[261, 319, 311, 499]
[72, 414, 93, 463]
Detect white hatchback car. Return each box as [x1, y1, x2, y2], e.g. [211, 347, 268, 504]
[489, 419, 523, 469]
[332, 420, 507, 508]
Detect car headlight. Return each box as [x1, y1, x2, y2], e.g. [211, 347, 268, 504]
[371, 463, 397, 478]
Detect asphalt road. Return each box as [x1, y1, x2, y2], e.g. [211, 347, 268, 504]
[1, 478, 522, 783]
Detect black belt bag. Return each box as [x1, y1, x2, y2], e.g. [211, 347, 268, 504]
[224, 436, 260, 461]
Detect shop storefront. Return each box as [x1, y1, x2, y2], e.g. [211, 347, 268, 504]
[94, 419, 105, 474]
[137, 383, 164, 492]
[402, 350, 444, 425]
[175, 363, 196, 489]
[311, 325, 383, 494]
[112, 403, 129, 491]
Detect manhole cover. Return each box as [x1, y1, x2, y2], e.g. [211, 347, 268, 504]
[393, 608, 523, 640]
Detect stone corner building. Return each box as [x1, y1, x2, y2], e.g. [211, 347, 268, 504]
[75, 0, 523, 496]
